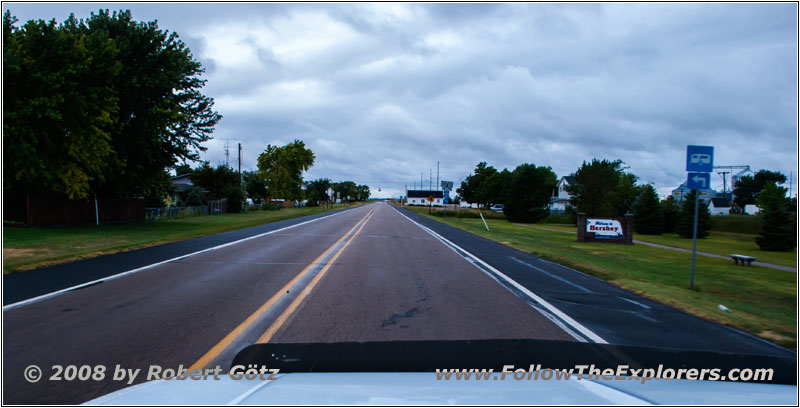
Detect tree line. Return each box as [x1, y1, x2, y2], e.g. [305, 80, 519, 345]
[457, 159, 794, 251]
[173, 140, 370, 212]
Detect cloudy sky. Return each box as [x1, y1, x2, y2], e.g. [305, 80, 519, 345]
[5, 2, 798, 199]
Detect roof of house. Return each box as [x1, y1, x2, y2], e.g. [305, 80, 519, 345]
[710, 198, 731, 208]
[560, 176, 579, 186]
[407, 190, 444, 198]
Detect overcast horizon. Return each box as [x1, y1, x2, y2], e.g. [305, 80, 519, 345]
[4, 2, 798, 199]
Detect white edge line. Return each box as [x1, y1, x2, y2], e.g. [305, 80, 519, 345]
[3, 207, 362, 311]
[391, 205, 608, 344]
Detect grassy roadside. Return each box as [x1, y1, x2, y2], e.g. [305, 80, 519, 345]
[402, 206, 796, 348]
[533, 223, 797, 268]
[3, 203, 363, 274]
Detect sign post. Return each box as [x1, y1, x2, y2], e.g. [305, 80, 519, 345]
[686, 145, 714, 289]
[427, 195, 434, 214]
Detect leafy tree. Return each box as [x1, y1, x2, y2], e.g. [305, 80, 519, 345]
[457, 162, 498, 208]
[660, 196, 680, 233]
[174, 163, 194, 176]
[676, 190, 711, 239]
[480, 169, 512, 206]
[755, 183, 795, 251]
[609, 173, 641, 216]
[332, 181, 357, 202]
[86, 10, 221, 198]
[502, 164, 557, 223]
[632, 184, 664, 235]
[3, 10, 221, 200]
[4, 12, 119, 199]
[257, 140, 315, 202]
[567, 159, 638, 217]
[189, 162, 242, 212]
[243, 170, 266, 204]
[355, 184, 371, 201]
[305, 178, 332, 206]
[733, 170, 787, 208]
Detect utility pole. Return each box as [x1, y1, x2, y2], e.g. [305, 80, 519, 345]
[429, 169, 432, 190]
[717, 171, 730, 200]
[421, 172, 423, 191]
[437, 161, 440, 191]
[238, 143, 243, 191]
[690, 190, 699, 289]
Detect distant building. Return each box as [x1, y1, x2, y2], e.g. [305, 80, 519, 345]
[744, 204, 760, 215]
[709, 198, 731, 216]
[549, 176, 578, 213]
[671, 182, 716, 203]
[406, 190, 444, 206]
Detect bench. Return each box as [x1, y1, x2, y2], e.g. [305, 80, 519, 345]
[730, 254, 756, 266]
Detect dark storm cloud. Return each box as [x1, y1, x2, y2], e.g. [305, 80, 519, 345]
[5, 3, 797, 198]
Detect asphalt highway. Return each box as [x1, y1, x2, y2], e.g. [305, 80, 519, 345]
[2, 202, 794, 404]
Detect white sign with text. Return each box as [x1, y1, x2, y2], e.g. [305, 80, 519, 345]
[586, 219, 624, 238]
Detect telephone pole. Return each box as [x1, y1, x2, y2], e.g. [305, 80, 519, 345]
[436, 161, 440, 191]
[238, 143, 243, 191]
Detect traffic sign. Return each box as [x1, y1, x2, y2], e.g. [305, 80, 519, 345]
[687, 172, 710, 190]
[686, 145, 714, 173]
[427, 195, 435, 203]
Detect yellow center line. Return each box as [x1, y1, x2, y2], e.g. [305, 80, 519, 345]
[188, 208, 375, 371]
[256, 208, 375, 344]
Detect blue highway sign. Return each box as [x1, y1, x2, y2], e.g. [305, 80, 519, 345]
[686, 145, 714, 172]
[687, 172, 711, 190]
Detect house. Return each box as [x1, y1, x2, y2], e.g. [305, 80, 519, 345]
[709, 198, 731, 216]
[671, 182, 716, 203]
[549, 176, 578, 213]
[406, 190, 444, 206]
[170, 174, 195, 205]
[172, 174, 194, 191]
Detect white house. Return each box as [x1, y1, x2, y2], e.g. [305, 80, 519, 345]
[405, 190, 444, 206]
[549, 176, 578, 213]
[709, 198, 731, 216]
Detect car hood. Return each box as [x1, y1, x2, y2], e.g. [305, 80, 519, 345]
[84, 372, 797, 405]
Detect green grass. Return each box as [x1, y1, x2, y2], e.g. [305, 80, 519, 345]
[3, 204, 360, 274]
[534, 223, 797, 267]
[403, 206, 797, 348]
